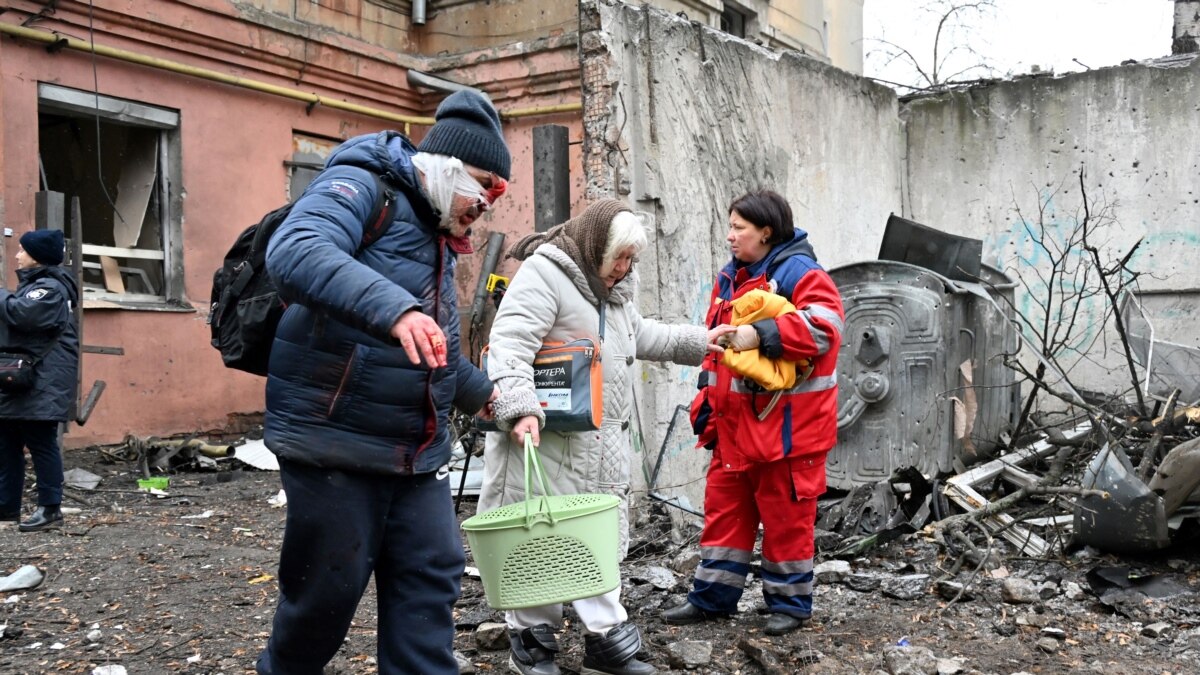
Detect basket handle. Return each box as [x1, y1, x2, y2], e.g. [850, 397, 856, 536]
[523, 433, 558, 528]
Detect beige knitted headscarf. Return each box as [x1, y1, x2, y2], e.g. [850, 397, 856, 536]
[508, 198, 630, 302]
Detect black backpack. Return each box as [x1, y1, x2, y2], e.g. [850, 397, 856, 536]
[208, 170, 397, 376]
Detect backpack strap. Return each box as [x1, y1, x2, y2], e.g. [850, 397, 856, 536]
[357, 171, 398, 253]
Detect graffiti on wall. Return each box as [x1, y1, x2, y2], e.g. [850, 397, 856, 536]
[985, 192, 1196, 358]
[985, 197, 1111, 354]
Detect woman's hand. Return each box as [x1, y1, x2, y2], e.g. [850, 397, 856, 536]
[510, 415, 541, 446]
[706, 324, 738, 353]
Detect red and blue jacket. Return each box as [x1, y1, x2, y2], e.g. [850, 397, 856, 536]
[690, 230, 845, 469]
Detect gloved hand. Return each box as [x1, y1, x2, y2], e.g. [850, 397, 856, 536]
[728, 324, 760, 352]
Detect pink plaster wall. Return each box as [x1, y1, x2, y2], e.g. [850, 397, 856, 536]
[0, 4, 586, 448]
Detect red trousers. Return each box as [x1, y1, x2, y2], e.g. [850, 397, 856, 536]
[688, 449, 827, 617]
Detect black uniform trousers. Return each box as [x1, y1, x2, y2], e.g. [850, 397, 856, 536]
[0, 420, 63, 514]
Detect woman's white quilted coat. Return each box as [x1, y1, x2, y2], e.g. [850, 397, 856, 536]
[478, 243, 707, 556]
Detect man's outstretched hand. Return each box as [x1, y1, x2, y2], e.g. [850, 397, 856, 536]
[391, 311, 448, 368]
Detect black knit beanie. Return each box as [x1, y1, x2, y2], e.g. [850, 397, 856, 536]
[20, 229, 65, 266]
[417, 90, 512, 180]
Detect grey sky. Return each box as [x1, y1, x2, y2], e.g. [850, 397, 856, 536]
[863, 0, 1175, 89]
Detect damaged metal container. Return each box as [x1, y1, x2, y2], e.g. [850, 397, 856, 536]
[1074, 444, 1171, 552]
[828, 261, 1019, 490]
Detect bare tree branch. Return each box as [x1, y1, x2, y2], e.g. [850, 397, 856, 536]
[865, 0, 998, 93]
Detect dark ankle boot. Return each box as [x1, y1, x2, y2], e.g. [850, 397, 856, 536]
[508, 624, 561, 675]
[19, 505, 62, 532]
[764, 613, 809, 636]
[581, 622, 657, 675]
[662, 601, 726, 625]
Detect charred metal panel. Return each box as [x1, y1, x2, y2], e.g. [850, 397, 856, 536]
[829, 261, 1018, 489]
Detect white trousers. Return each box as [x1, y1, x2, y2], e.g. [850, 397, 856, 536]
[505, 587, 626, 636]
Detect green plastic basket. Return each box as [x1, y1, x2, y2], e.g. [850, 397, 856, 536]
[462, 434, 621, 609]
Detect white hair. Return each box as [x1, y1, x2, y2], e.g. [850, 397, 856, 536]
[602, 211, 649, 269]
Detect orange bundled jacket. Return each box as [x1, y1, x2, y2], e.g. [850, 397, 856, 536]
[720, 289, 812, 392]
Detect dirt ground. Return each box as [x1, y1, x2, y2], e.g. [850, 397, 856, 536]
[0, 438, 1197, 675]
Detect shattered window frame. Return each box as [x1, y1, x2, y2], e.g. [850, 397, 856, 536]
[286, 131, 342, 202]
[720, 2, 748, 38]
[37, 83, 184, 309]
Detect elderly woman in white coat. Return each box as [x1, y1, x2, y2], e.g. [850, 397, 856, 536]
[480, 199, 732, 675]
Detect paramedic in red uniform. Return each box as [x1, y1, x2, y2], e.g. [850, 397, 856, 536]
[663, 189, 844, 636]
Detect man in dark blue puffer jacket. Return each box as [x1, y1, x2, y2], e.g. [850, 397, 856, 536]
[256, 90, 511, 675]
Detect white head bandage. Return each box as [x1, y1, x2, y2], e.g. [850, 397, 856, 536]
[412, 152, 489, 231]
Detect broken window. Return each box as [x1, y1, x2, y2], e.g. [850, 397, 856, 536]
[286, 132, 341, 202]
[37, 83, 182, 306]
[721, 2, 748, 38]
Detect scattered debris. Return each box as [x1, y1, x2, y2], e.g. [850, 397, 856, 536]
[233, 439, 279, 471]
[666, 640, 712, 669]
[1075, 444, 1169, 551]
[942, 422, 1092, 556]
[473, 622, 507, 651]
[736, 638, 788, 675]
[0, 565, 43, 592]
[1147, 436, 1200, 515]
[883, 643, 938, 675]
[63, 467, 102, 490]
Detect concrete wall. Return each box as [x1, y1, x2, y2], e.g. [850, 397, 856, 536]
[585, 1, 1198, 517]
[903, 56, 1200, 391]
[582, 0, 900, 509]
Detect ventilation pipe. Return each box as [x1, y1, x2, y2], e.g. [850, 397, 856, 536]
[407, 69, 479, 96]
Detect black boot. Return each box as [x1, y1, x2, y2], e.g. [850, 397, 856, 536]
[19, 505, 62, 532]
[581, 623, 656, 675]
[508, 624, 561, 675]
[764, 613, 809, 636]
[662, 601, 726, 625]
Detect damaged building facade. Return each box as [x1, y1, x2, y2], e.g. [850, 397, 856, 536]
[0, 0, 861, 446]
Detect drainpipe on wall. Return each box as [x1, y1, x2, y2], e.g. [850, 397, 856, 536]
[413, 0, 427, 26]
[1174, 0, 1199, 54]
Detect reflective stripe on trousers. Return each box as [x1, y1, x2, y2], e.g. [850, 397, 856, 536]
[687, 454, 818, 618]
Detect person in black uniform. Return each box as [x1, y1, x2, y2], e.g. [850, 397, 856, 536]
[0, 229, 80, 532]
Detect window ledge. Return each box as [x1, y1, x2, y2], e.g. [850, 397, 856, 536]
[83, 296, 196, 313]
